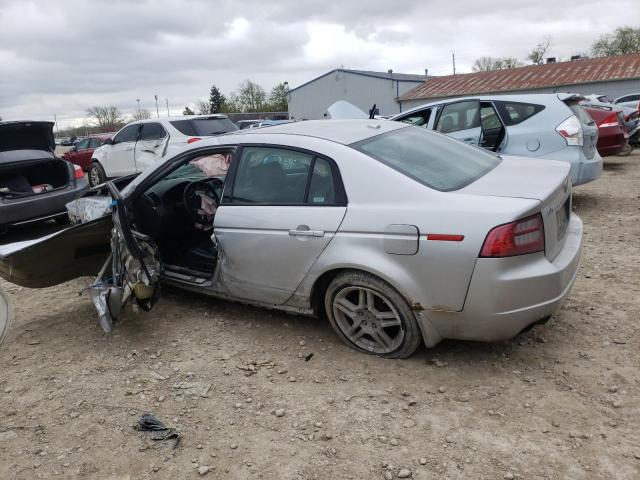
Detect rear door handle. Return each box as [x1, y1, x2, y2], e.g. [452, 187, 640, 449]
[289, 229, 324, 237]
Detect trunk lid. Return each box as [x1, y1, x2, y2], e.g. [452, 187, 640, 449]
[0, 121, 55, 154]
[458, 155, 572, 260]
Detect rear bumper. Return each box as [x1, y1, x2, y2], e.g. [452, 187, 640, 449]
[538, 148, 602, 186]
[0, 178, 89, 227]
[417, 213, 582, 346]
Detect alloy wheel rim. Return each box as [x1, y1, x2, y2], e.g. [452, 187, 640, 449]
[0, 285, 11, 346]
[90, 167, 100, 185]
[333, 286, 404, 354]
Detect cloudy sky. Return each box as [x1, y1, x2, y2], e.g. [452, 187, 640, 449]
[1, 0, 638, 128]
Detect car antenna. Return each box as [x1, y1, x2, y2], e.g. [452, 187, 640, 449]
[369, 104, 377, 119]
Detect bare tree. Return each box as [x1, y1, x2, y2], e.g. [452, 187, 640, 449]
[183, 106, 195, 115]
[528, 36, 552, 65]
[592, 26, 640, 57]
[237, 79, 266, 112]
[132, 109, 151, 121]
[86, 106, 124, 131]
[472, 56, 523, 72]
[195, 100, 211, 115]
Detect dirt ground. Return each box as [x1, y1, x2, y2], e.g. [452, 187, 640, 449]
[1, 152, 639, 480]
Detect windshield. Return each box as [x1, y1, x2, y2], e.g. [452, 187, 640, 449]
[170, 118, 238, 136]
[352, 126, 500, 192]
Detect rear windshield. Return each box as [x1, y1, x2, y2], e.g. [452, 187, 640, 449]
[170, 118, 238, 136]
[493, 101, 545, 126]
[565, 101, 595, 126]
[352, 126, 500, 192]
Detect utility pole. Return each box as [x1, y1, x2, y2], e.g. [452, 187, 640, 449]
[136, 99, 141, 115]
[53, 112, 59, 136]
[154, 95, 159, 118]
[165, 98, 170, 117]
[452, 52, 456, 75]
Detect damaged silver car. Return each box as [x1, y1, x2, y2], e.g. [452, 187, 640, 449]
[0, 120, 582, 357]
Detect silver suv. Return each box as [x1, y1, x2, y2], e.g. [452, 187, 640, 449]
[390, 93, 602, 186]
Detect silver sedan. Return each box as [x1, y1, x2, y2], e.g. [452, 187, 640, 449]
[0, 119, 582, 357]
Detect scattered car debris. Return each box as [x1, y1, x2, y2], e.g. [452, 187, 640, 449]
[134, 413, 180, 447]
[236, 359, 276, 376]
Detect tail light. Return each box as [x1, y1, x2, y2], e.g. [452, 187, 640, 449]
[73, 164, 84, 179]
[598, 112, 620, 128]
[187, 137, 202, 144]
[556, 115, 583, 146]
[480, 213, 545, 258]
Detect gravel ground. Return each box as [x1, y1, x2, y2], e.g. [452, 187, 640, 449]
[1, 152, 639, 479]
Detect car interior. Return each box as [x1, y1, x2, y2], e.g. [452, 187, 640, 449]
[131, 151, 232, 276]
[479, 102, 506, 151]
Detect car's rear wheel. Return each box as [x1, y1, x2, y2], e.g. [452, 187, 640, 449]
[89, 161, 106, 187]
[324, 271, 422, 358]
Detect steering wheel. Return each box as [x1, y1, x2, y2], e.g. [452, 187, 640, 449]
[182, 180, 221, 224]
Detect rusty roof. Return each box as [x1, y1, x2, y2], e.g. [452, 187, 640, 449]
[400, 53, 640, 102]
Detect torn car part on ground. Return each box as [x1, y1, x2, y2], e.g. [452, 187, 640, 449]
[135, 413, 181, 447]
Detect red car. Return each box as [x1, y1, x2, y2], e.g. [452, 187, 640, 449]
[62, 134, 112, 171]
[583, 106, 628, 157]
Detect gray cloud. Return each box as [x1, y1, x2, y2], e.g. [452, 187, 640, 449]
[0, 0, 638, 127]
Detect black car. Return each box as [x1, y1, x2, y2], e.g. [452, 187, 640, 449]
[0, 121, 89, 232]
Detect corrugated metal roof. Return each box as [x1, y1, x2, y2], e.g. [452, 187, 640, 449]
[289, 68, 428, 93]
[400, 53, 640, 101]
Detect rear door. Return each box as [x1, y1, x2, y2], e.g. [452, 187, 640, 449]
[214, 146, 347, 304]
[434, 100, 482, 145]
[134, 122, 169, 173]
[105, 124, 140, 177]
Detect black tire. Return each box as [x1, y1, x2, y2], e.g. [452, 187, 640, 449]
[89, 161, 106, 187]
[324, 270, 422, 358]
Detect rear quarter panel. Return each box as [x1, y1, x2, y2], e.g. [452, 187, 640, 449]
[288, 145, 539, 312]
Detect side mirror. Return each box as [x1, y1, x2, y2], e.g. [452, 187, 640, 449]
[104, 138, 114, 145]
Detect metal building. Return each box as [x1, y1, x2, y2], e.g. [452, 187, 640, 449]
[288, 69, 427, 120]
[398, 53, 640, 110]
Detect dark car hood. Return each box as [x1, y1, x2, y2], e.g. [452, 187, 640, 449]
[0, 121, 55, 154]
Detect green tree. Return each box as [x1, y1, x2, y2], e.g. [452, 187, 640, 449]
[208, 84, 225, 113]
[472, 56, 523, 72]
[237, 79, 266, 112]
[528, 37, 551, 65]
[183, 106, 195, 115]
[220, 93, 240, 113]
[267, 83, 289, 111]
[592, 26, 640, 57]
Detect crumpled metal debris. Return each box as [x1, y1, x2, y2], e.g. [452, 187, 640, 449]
[135, 413, 180, 447]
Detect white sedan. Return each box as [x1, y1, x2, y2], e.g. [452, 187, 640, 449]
[89, 115, 238, 186]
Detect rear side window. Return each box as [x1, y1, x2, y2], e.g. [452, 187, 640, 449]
[138, 123, 167, 141]
[352, 126, 500, 192]
[88, 138, 103, 148]
[493, 101, 545, 125]
[565, 101, 595, 126]
[170, 118, 238, 136]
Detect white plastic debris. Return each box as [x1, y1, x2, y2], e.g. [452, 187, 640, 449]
[66, 196, 113, 224]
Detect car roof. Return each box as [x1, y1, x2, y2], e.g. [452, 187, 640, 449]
[397, 93, 583, 116]
[133, 114, 230, 124]
[223, 119, 407, 145]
